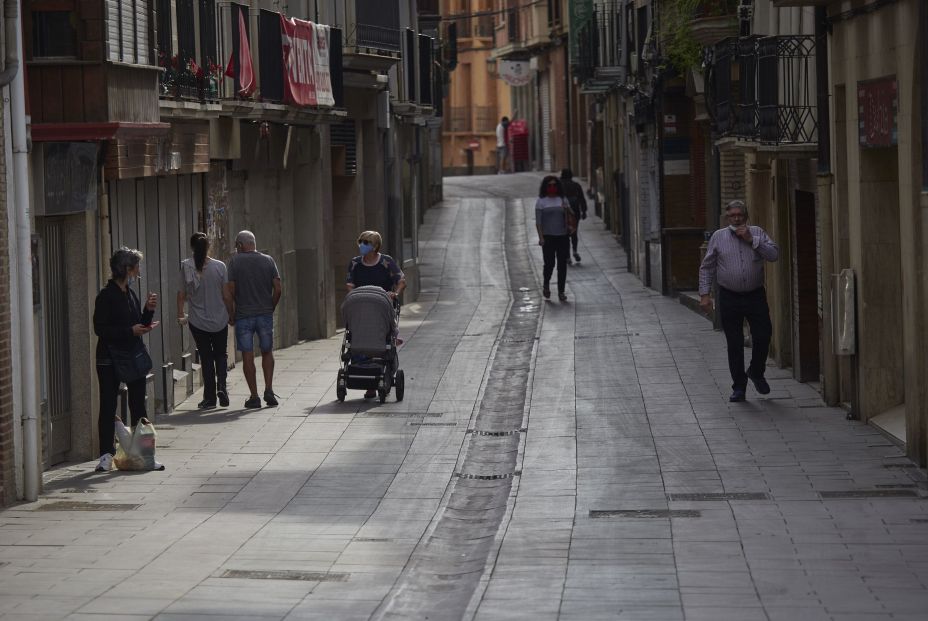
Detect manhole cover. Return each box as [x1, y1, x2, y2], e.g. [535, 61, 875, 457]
[455, 472, 521, 480]
[590, 509, 701, 519]
[358, 411, 442, 418]
[667, 492, 770, 502]
[819, 490, 919, 499]
[467, 429, 525, 436]
[574, 333, 629, 340]
[35, 501, 141, 511]
[220, 569, 349, 582]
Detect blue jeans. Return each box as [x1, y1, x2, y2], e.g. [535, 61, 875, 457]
[235, 314, 274, 353]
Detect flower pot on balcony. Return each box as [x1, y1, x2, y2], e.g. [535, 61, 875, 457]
[689, 15, 737, 47]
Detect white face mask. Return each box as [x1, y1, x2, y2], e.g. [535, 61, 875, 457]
[728, 224, 738, 232]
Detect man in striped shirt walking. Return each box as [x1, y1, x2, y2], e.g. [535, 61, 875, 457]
[698, 200, 780, 402]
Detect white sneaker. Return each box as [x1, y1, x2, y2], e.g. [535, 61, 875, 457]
[95, 454, 113, 472]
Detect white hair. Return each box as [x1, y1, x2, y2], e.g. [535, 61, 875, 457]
[235, 230, 256, 249]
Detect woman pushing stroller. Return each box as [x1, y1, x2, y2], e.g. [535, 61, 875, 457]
[346, 230, 406, 398]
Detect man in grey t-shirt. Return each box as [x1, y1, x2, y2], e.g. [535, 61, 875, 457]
[226, 230, 282, 409]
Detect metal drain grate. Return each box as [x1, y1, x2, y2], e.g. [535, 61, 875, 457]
[667, 492, 770, 502]
[875, 484, 918, 489]
[819, 490, 919, 499]
[590, 509, 701, 519]
[910, 518, 928, 524]
[220, 569, 349, 582]
[467, 429, 526, 436]
[455, 471, 521, 480]
[358, 412, 443, 418]
[883, 463, 918, 469]
[35, 501, 141, 511]
[353, 538, 393, 542]
[52, 488, 97, 494]
[574, 333, 630, 340]
[407, 422, 457, 427]
[500, 337, 536, 344]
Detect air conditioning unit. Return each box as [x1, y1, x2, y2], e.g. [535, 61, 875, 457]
[629, 52, 638, 74]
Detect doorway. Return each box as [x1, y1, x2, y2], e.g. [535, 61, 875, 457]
[793, 190, 820, 382]
[36, 218, 71, 466]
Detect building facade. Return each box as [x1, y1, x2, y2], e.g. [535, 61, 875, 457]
[442, 0, 511, 175]
[3, 0, 442, 504]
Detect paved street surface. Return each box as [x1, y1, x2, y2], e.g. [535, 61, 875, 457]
[4, 172, 928, 621]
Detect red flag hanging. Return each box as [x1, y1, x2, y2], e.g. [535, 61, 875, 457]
[225, 8, 256, 96]
[236, 9, 255, 97]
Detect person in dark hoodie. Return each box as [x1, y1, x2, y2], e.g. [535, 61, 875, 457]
[560, 169, 588, 265]
[93, 247, 159, 472]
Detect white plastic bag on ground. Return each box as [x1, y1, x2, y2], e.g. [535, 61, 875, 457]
[114, 418, 164, 471]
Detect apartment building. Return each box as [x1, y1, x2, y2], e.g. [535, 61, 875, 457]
[3, 0, 443, 503]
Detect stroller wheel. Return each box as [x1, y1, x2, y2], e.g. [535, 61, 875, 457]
[395, 370, 405, 402]
[378, 388, 387, 404]
[336, 385, 346, 402]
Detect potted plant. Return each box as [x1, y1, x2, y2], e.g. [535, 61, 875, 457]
[661, 0, 738, 71]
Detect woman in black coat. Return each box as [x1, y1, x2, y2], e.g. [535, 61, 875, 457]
[92, 248, 159, 472]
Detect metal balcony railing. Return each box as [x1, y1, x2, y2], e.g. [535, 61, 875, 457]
[447, 106, 471, 132]
[709, 35, 817, 145]
[353, 0, 401, 53]
[574, 1, 623, 86]
[474, 106, 496, 133]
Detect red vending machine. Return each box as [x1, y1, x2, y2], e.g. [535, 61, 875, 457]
[508, 119, 530, 172]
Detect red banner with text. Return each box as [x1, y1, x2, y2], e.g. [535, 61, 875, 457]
[280, 16, 334, 107]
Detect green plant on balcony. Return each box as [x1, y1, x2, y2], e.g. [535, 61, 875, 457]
[660, 0, 738, 72]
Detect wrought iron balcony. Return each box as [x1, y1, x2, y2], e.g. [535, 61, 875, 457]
[574, 1, 624, 92]
[708, 35, 818, 146]
[352, 0, 402, 53]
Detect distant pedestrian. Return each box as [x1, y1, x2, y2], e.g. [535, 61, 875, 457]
[535, 175, 575, 302]
[93, 247, 160, 472]
[346, 230, 406, 399]
[177, 233, 231, 410]
[560, 169, 588, 264]
[699, 200, 779, 402]
[226, 231, 282, 409]
[496, 116, 510, 174]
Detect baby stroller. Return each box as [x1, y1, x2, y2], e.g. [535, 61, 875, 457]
[337, 286, 405, 403]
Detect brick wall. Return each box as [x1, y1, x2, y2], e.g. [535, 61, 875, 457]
[0, 102, 13, 507]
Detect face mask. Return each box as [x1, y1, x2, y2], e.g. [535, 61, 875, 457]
[359, 242, 374, 255]
[728, 224, 738, 232]
[546, 186, 559, 197]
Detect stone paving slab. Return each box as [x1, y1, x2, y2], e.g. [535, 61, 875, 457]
[2, 172, 928, 620]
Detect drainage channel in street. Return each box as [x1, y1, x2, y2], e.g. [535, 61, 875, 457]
[372, 196, 539, 619]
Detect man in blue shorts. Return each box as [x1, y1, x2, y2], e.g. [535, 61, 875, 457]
[225, 230, 282, 408]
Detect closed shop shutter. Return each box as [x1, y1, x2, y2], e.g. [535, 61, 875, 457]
[540, 71, 552, 171]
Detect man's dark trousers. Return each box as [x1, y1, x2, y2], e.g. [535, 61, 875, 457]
[718, 287, 772, 391]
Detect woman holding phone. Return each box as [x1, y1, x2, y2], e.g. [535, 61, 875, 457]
[92, 247, 160, 472]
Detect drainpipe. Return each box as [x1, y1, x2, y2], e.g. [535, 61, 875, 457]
[0, 0, 20, 86]
[4, 0, 39, 500]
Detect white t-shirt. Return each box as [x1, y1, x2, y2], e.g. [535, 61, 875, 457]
[181, 257, 229, 332]
[496, 123, 506, 148]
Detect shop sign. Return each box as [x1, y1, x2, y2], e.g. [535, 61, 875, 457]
[857, 77, 897, 148]
[499, 61, 531, 87]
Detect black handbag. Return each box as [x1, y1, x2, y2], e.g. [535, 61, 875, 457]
[109, 340, 153, 383]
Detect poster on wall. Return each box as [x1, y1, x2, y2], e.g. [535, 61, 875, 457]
[857, 77, 898, 148]
[499, 60, 531, 87]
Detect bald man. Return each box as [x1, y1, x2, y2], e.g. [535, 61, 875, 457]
[225, 230, 282, 408]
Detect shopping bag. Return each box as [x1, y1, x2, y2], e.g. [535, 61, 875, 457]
[113, 418, 163, 471]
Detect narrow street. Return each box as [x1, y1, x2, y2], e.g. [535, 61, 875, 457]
[2, 172, 928, 621]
